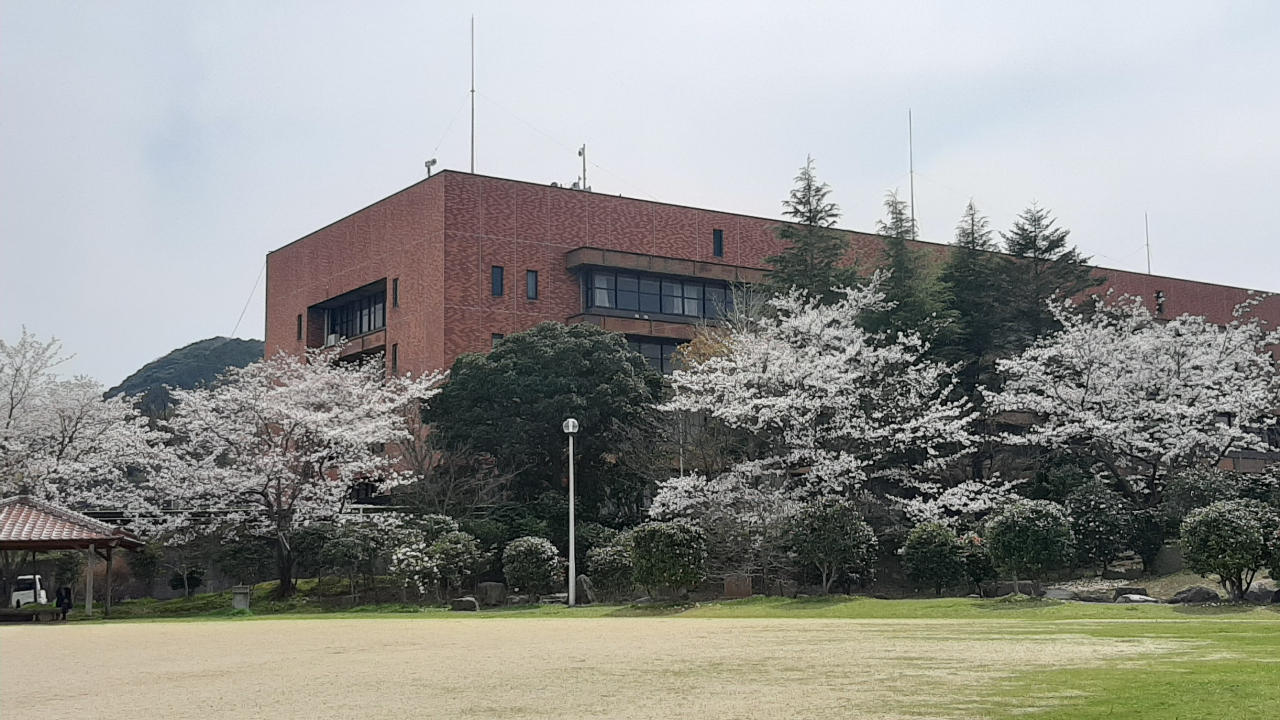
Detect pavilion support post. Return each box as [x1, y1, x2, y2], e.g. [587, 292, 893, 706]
[85, 544, 94, 618]
[104, 546, 113, 618]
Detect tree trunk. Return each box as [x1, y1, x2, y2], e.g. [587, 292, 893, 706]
[273, 539, 295, 599]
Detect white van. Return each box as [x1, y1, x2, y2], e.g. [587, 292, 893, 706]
[11, 575, 48, 607]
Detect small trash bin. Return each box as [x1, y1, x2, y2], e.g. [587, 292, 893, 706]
[231, 585, 252, 610]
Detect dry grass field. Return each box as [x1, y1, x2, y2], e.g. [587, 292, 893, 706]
[0, 614, 1226, 719]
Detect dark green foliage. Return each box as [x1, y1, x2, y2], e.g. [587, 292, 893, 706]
[126, 543, 162, 596]
[586, 543, 634, 601]
[502, 536, 564, 595]
[428, 531, 488, 594]
[168, 566, 204, 596]
[51, 551, 86, 595]
[630, 521, 708, 594]
[985, 499, 1074, 582]
[786, 500, 878, 594]
[999, 204, 1101, 350]
[903, 522, 965, 595]
[1064, 479, 1133, 570]
[1024, 455, 1092, 504]
[215, 537, 275, 586]
[1130, 508, 1167, 573]
[107, 336, 263, 417]
[956, 532, 998, 593]
[426, 322, 665, 522]
[763, 157, 858, 303]
[1181, 499, 1279, 601]
[937, 201, 1005, 394]
[865, 191, 956, 341]
[1163, 468, 1250, 530]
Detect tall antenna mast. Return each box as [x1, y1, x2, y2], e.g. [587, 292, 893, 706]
[470, 15, 475, 174]
[1144, 212, 1151, 274]
[578, 144, 587, 190]
[908, 109, 916, 238]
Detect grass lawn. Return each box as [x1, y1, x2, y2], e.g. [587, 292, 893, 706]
[4, 596, 1276, 718]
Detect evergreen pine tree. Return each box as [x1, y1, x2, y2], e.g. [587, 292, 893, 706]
[764, 157, 857, 302]
[937, 201, 1003, 391]
[865, 190, 956, 340]
[998, 204, 1101, 349]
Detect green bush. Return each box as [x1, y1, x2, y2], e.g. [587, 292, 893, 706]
[501, 536, 564, 595]
[985, 499, 1074, 583]
[1181, 499, 1279, 601]
[586, 544, 633, 601]
[903, 522, 964, 595]
[630, 521, 707, 595]
[787, 500, 877, 594]
[956, 532, 998, 594]
[429, 531, 488, 594]
[1064, 480, 1133, 570]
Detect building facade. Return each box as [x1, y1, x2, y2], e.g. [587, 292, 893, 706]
[266, 171, 1280, 379]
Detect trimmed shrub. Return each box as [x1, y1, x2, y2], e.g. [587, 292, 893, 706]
[630, 521, 707, 595]
[956, 532, 998, 594]
[1065, 480, 1133, 570]
[787, 500, 877, 594]
[985, 499, 1074, 584]
[586, 544, 634, 601]
[903, 522, 964, 595]
[1181, 499, 1279, 601]
[501, 536, 564, 595]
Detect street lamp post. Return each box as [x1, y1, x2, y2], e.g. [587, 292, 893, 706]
[562, 418, 580, 606]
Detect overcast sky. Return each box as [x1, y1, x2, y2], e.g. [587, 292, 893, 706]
[2, 1, 1278, 385]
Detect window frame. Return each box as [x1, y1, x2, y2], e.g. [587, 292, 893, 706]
[585, 269, 732, 320]
[713, 228, 724, 257]
[491, 266, 505, 297]
[526, 270, 539, 300]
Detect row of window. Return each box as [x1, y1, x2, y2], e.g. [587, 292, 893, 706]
[586, 270, 734, 319]
[492, 266, 539, 300]
[327, 291, 386, 341]
[628, 338, 684, 374]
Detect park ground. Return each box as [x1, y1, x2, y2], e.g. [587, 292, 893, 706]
[2, 597, 1278, 719]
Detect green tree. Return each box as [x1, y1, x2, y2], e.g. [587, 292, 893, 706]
[501, 536, 565, 596]
[786, 500, 878, 594]
[215, 537, 275, 587]
[764, 157, 858, 302]
[937, 201, 1004, 391]
[985, 499, 1074, 586]
[866, 191, 956, 341]
[956, 532, 998, 594]
[1181, 499, 1279, 601]
[630, 521, 707, 596]
[125, 543, 162, 598]
[903, 522, 965, 595]
[426, 322, 666, 522]
[1064, 479, 1134, 571]
[999, 204, 1100, 349]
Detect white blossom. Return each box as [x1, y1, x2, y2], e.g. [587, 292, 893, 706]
[987, 295, 1280, 505]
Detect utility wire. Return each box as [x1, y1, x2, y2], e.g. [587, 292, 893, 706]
[430, 92, 472, 161]
[231, 260, 266, 339]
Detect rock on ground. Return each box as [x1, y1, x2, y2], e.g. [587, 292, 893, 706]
[1169, 586, 1220, 604]
[449, 596, 479, 612]
[1115, 594, 1160, 604]
[1112, 586, 1149, 601]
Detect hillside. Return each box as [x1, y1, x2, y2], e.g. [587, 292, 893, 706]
[108, 337, 263, 415]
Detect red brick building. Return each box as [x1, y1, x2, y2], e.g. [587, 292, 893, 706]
[265, 171, 1280, 377]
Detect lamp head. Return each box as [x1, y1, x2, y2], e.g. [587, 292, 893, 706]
[562, 418, 579, 434]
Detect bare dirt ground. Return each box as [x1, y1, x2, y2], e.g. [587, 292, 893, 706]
[1, 617, 1183, 719]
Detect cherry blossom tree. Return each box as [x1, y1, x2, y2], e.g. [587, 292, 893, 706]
[165, 348, 444, 597]
[987, 296, 1280, 509]
[1, 329, 169, 512]
[662, 278, 975, 510]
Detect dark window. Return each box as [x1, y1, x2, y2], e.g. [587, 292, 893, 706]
[391, 343, 398, 374]
[627, 337, 685, 374]
[526, 270, 539, 300]
[392, 278, 399, 307]
[326, 291, 386, 341]
[584, 269, 733, 320]
[491, 333, 504, 348]
[1155, 290, 1166, 316]
[713, 229, 724, 257]
[491, 266, 504, 296]
[296, 314, 303, 341]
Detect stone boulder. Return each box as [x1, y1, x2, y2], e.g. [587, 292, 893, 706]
[1152, 544, 1184, 575]
[1244, 581, 1277, 604]
[1102, 568, 1144, 581]
[540, 592, 569, 605]
[1115, 594, 1160, 604]
[1112, 586, 1149, 601]
[505, 594, 530, 606]
[476, 582, 507, 607]
[1169, 586, 1220, 604]
[1076, 593, 1113, 603]
[986, 581, 1043, 598]
[449, 596, 479, 612]
[1042, 588, 1078, 601]
[575, 575, 597, 605]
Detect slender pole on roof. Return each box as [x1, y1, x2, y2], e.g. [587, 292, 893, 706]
[470, 15, 476, 174]
[1145, 212, 1152, 274]
[908, 109, 916, 238]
